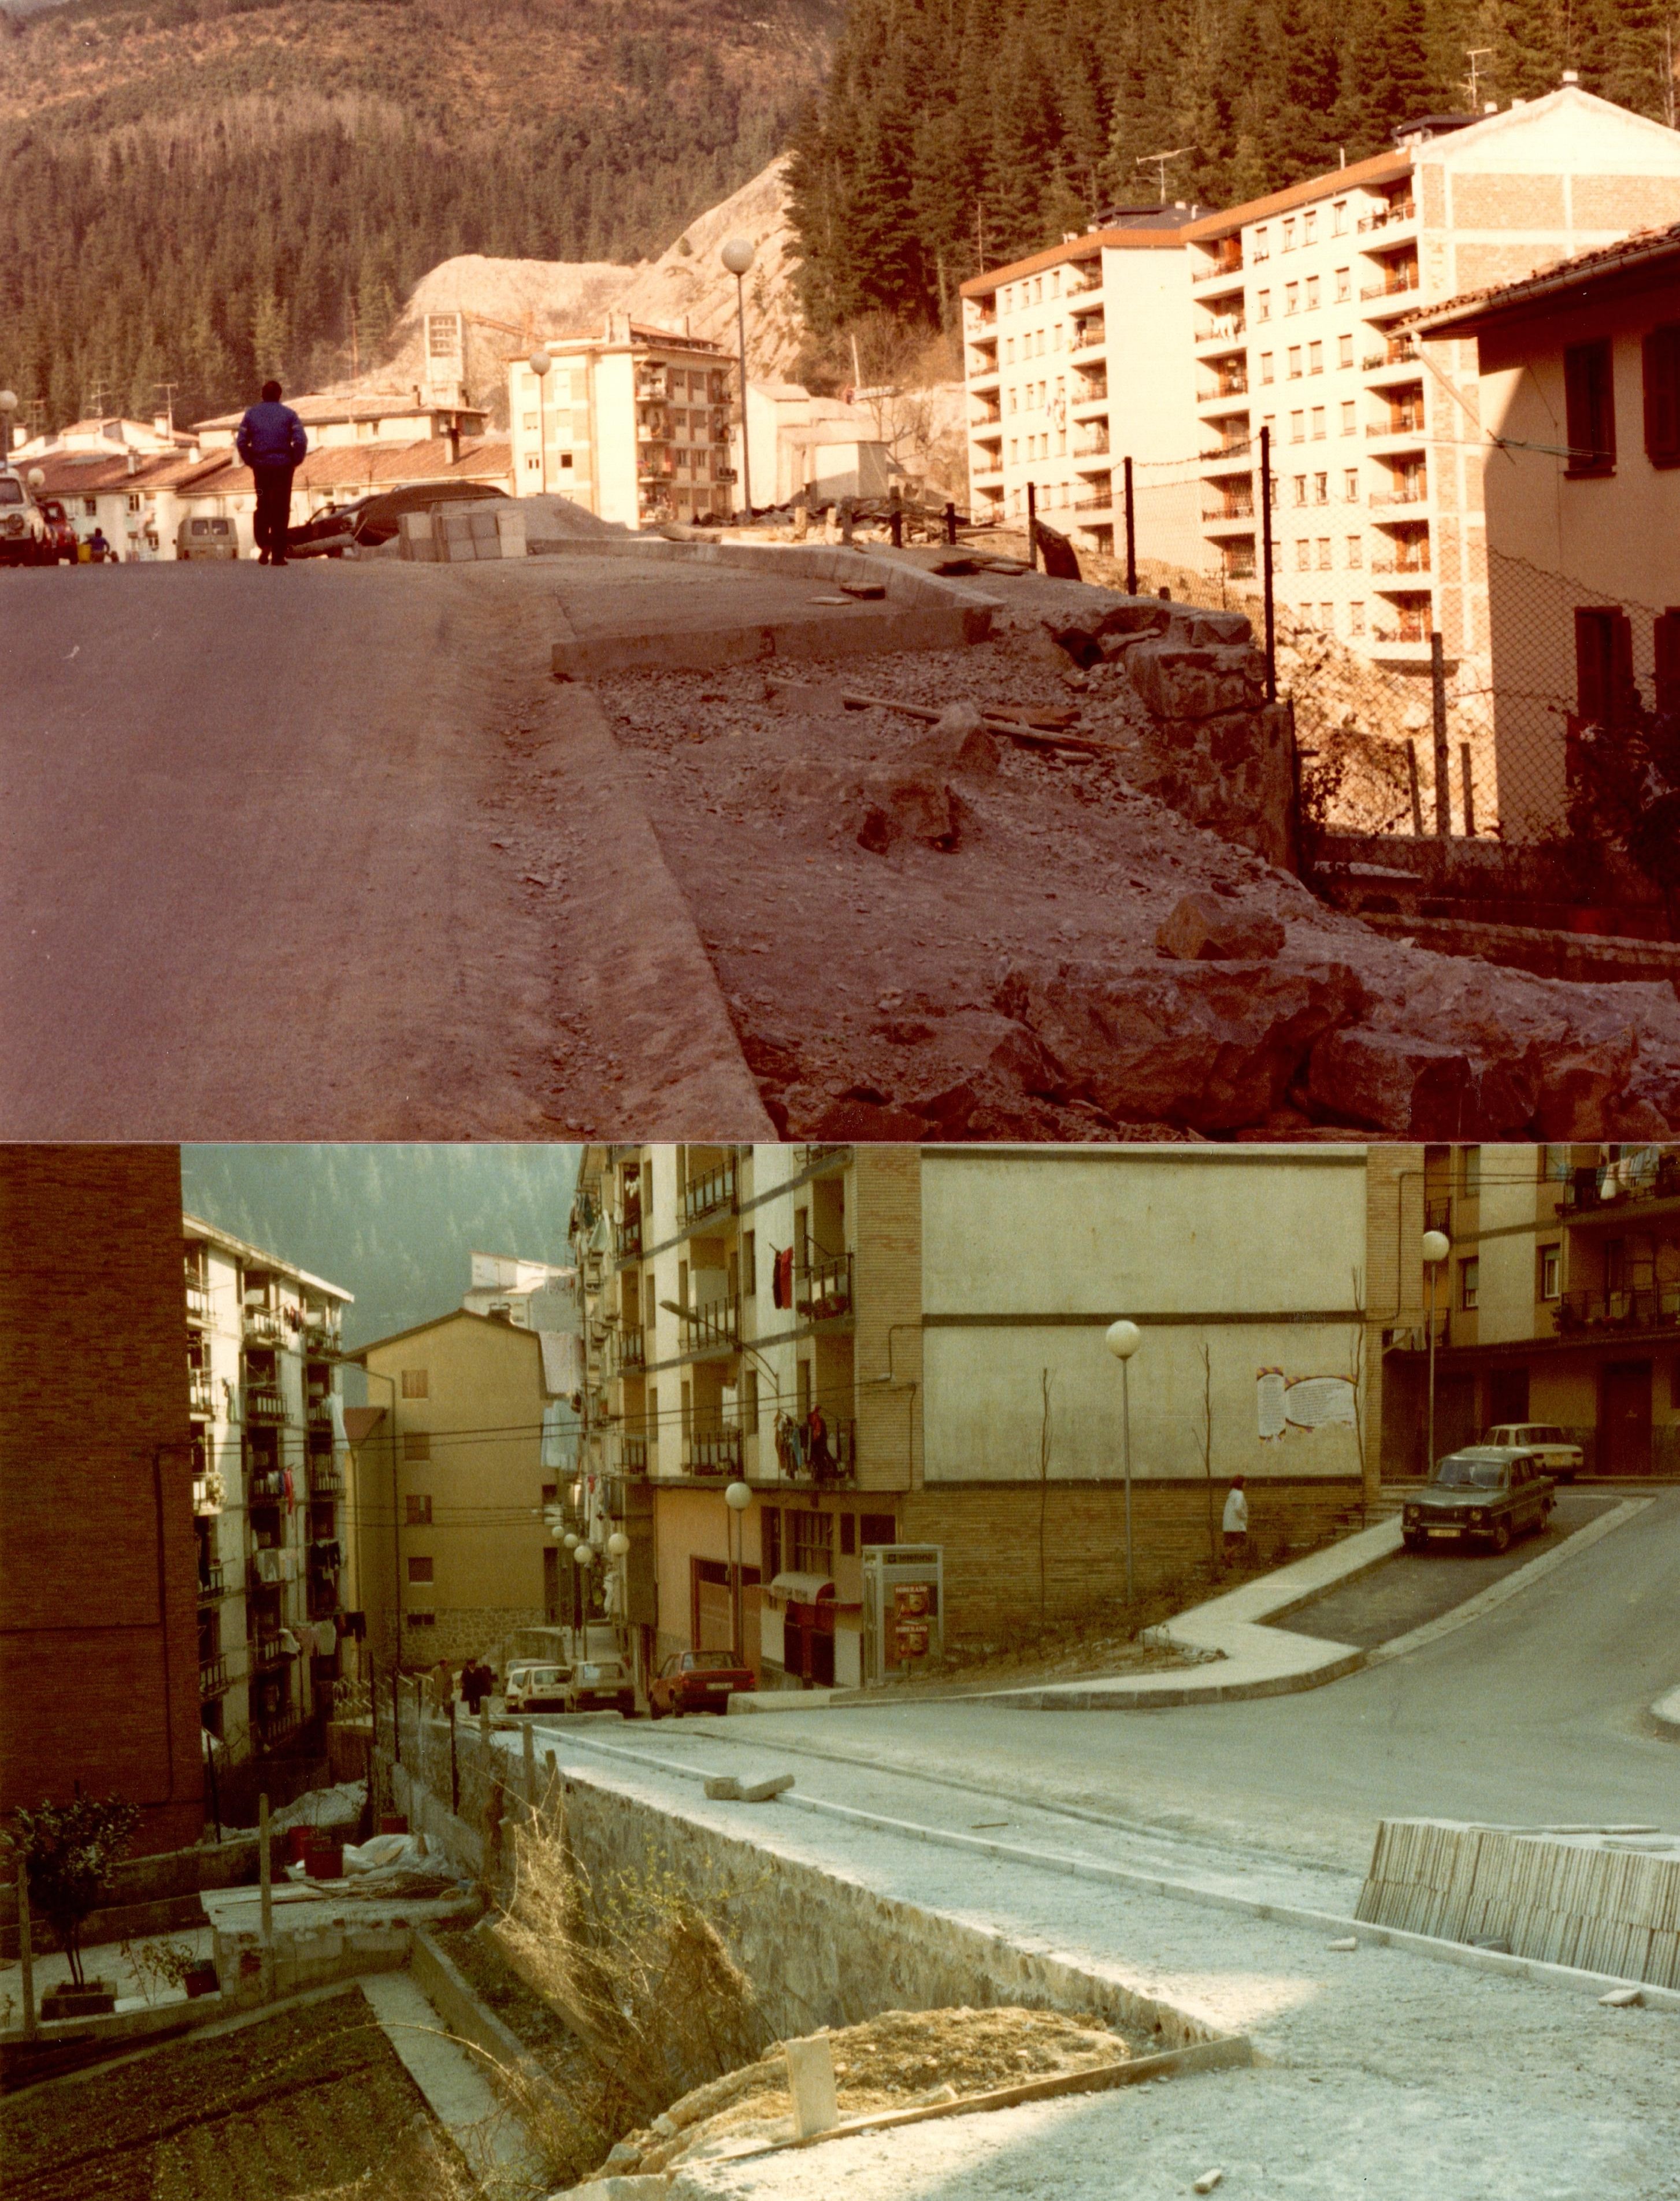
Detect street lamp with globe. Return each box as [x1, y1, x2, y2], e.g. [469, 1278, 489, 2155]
[528, 348, 552, 496]
[0, 391, 17, 465]
[1104, 1319, 1143, 1604]
[723, 1477, 752, 1661]
[719, 237, 755, 522]
[1422, 1228, 1451, 1475]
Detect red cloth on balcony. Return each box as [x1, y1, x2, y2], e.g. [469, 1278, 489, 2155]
[772, 1248, 793, 1309]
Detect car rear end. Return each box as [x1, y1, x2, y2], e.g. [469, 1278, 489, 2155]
[570, 1661, 634, 1715]
[682, 1664, 748, 1714]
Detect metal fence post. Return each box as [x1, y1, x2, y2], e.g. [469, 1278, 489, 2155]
[258, 1794, 273, 2001]
[1431, 631, 1451, 835]
[391, 1666, 400, 1764]
[1122, 456, 1137, 596]
[1026, 481, 1039, 572]
[1259, 425, 1276, 704]
[1407, 739, 1425, 836]
[17, 1864, 36, 2039]
[448, 1698, 459, 1816]
[943, 500, 958, 545]
[1460, 741, 1477, 838]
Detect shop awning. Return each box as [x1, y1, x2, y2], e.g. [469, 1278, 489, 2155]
[768, 1572, 835, 1602]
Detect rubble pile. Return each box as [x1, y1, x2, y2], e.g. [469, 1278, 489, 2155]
[592, 582, 1680, 1140]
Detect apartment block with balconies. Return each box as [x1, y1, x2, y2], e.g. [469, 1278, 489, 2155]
[505, 315, 732, 530]
[183, 1217, 353, 1760]
[1184, 87, 1680, 684]
[1381, 1142, 1680, 1480]
[959, 207, 1203, 558]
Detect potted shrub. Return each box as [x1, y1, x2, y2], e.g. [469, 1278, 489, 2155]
[6, 1792, 140, 2019]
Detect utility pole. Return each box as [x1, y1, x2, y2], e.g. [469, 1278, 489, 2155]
[154, 383, 179, 437]
[1464, 47, 1494, 108]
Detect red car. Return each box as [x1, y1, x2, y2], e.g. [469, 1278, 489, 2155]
[648, 1649, 754, 1718]
[36, 498, 78, 564]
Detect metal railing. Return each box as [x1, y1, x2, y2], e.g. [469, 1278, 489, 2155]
[1199, 314, 1246, 344]
[1557, 1285, 1680, 1334]
[244, 1383, 286, 1423]
[770, 1416, 858, 1487]
[186, 1277, 213, 1325]
[686, 1430, 743, 1477]
[243, 1304, 287, 1344]
[198, 1562, 227, 1602]
[1358, 199, 1416, 233]
[680, 1296, 740, 1354]
[620, 1435, 650, 1474]
[309, 1462, 345, 1497]
[1562, 1156, 1680, 1213]
[1370, 486, 1427, 507]
[1204, 500, 1255, 524]
[617, 1328, 646, 1373]
[199, 1653, 231, 1697]
[188, 1368, 214, 1415]
[248, 1469, 287, 1501]
[1363, 341, 1420, 371]
[1371, 553, 1431, 574]
[255, 1634, 294, 1669]
[1367, 413, 1425, 437]
[795, 1250, 854, 1323]
[683, 1156, 737, 1224]
[1194, 249, 1245, 281]
[616, 1213, 643, 1259]
[1362, 270, 1420, 302]
[1373, 625, 1430, 645]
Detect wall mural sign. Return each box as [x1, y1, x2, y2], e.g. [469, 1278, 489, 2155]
[1257, 1369, 1358, 1440]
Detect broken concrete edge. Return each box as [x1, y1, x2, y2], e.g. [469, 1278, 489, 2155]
[550, 604, 991, 680]
[1358, 911, 1680, 989]
[982, 1647, 1368, 1710]
[716, 2032, 1256, 2165]
[525, 534, 1006, 617]
[1366, 1497, 1654, 1668]
[1647, 1684, 1680, 1732]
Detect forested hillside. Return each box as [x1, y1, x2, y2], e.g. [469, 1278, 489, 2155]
[788, 0, 1680, 331]
[0, 0, 841, 429]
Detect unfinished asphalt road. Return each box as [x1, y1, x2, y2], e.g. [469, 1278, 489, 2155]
[1, 562, 769, 1138]
[725, 1488, 1680, 1875]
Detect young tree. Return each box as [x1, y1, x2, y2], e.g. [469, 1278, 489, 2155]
[5, 1795, 141, 1990]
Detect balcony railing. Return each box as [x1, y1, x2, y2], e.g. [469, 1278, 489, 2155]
[1201, 441, 1253, 465]
[615, 1212, 643, 1259]
[686, 1430, 743, 1477]
[302, 1316, 338, 1353]
[1195, 247, 1245, 282]
[1198, 314, 1246, 346]
[683, 1157, 737, 1224]
[1222, 561, 1258, 580]
[970, 463, 1003, 482]
[680, 1296, 740, 1355]
[199, 1653, 231, 1697]
[617, 1328, 646, 1374]
[255, 1634, 295, 1669]
[1373, 625, 1430, 644]
[188, 1368, 215, 1416]
[1073, 379, 1108, 406]
[1562, 1155, 1680, 1214]
[309, 1461, 345, 1497]
[254, 1710, 305, 1754]
[1371, 553, 1431, 574]
[186, 1276, 213, 1325]
[243, 1304, 286, 1344]
[244, 1383, 286, 1423]
[248, 1468, 287, 1502]
[306, 1393, 332, 1425]
[620, 1435, 650, 1474]
[1208, 372, 1249, 398]
[1362, 269, 1420, 302]
[1371, 485, 1427, 507]
[1068, 321, 1107, 352]
[796, 1250, 854, 1323]
[1358, 199, 1416, 233]
[1557, 1285, 1680, 1335]
[1204, 500, 1255, 524]
[1363, 340, 1421, 371]
[198, 1562, 227, 1602]
[770, 1416, 858, 1487]
[1368, 413, 1425, 437]
[1072, 434, 1111, 458]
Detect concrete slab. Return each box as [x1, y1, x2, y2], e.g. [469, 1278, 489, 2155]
[359, 1969, 540, 2180]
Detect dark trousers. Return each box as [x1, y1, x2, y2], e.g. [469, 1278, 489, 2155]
[253, 465, 295, 556]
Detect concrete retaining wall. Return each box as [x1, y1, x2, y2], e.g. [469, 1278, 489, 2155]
[1356, 1818, 1680, 1989]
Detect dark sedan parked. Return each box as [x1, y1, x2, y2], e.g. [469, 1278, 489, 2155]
[286, 479, 509, 558]
[648, 1649, 755, 1718]
[1402, 1447, 1555, 1553]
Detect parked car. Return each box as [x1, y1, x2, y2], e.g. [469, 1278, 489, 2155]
[0, 467, 51, 565]
[286, 478, 509, 558]
[503, 1662, 572, 1713]
[36, 497, 78, 563]
[1479, 1423, 1583, 1482]
[176, 514, 240, 561]
[648, 1649, 755, 1719]
[567, 1658, 636, 1717]
[1403, 1447, 1555, 1553]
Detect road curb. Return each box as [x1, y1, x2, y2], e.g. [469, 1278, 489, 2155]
[985, 1646, 1367, 1711]
[1366, 1497, 1653, 1666]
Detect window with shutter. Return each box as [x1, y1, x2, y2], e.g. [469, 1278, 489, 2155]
[1655, 610, 1680, 715]
[1564, 340, 1616, 475]
[1574, 607, 1634, 725]
[1644, 325, 1680, 467]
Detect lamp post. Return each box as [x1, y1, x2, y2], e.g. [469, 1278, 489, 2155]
[528, 347, 551, 496]
[0, 391, 16, 466]
[720, 238, 755, 522]
[1422, 1228, 1450, 1477]
[574, 1539, 596, 1650]
[1104, 1320, 1143, 1604]
[724, 1479, 752, 1661]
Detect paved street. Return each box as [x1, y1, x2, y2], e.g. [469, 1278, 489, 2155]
[0, 561, 767, 1138]
[725, 1489, 1680, 1874]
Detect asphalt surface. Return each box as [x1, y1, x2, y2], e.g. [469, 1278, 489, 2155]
[733, 1489, 1680, 1874]
[0, 559, 767, 1137]
[1271, 1487, 1620, 1647]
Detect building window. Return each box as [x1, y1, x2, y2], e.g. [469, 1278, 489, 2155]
[1309, 343, 1323, 374]
[84, 497, 97, 517]
[1350, 600, 1366, 634]
[1285, 283, 1299, 315]
[1643, 323, 1680, 466]
[743, 1365, 759, 1434]
[406, 1495, 432, 1525]
[522, 413, 539, 431]
[1540, 1246, 1561, 1301]
[401, 1368, 428, 1398]
[1287, 347, 1302, 379]
[1256, 290, 1271, 321]
[525, 455, 540, 472]
[1282, 218, 1296, 251]
[1461, 1145, 1481, 1198]
[1312, 410, 1327, 440]
[839, 1513, 857, 1556]
[407, 1556, 434, 1583]
[408, 1610, 436, 1628]
[1345, 469, 1359, 499]
[1303, 210, 1318, 243]
[1574, 607, 1633, 726]
[1341, 401, 1356, 433]
[1318, 537, 1332, 568]
[762, 1506, 781, 1581]
[1260, 352, 1275, 383]
[791, 1507, 834, 1575]
[1336, 268, 1351, 302]
[403, 1432, 431, 1463]
[1338, 333, 1354, 368]
[1252, 228, 1269, 260]
[1306, 277, 1321, 311]
[1293, 474, 1308, 504]
[1291, 411, 1305, 441]
[1348, 535, 1363, 567]
[1333, 201, 1348, 234]
[1296, 539, 1311, 570]
[1314, 472, 1329, 502]
[1563, 339, 1616, 476]
[861, 1512, 896, 1547]
[1460, 1259, 1479, 1311]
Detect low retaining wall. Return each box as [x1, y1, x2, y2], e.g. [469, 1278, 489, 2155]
[0, 1835, 261, 1961]
[1356, 1818, 1680, 1990]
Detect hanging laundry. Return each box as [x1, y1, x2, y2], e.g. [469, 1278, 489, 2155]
[772, 1248, 794, 1309]
[277, 1629, 302, 1658]
[283, 1467, 295, 1513]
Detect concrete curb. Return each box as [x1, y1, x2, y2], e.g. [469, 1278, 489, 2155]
[547, 1731, 1680, 2017]
[987, 1646, 1367, 1712]
[1366, 1497, 1654, 1666]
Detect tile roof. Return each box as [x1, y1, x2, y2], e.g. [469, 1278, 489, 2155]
[1407, 219, 1680, 335]
[295, 435, 511, 493]
[1181, 150, 1414, 240]
[959, 223, 1202, 298]
[191, 389, 489, 430]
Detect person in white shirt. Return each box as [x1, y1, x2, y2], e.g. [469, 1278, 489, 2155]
[1222, 1476, 1249, 1567]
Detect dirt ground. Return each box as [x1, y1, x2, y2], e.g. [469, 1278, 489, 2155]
[0, 1991, 457, 2201]
[607, 2005, 1134, 2173]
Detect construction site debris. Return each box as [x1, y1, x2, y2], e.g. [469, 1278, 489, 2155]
[1156, 894, 1286, 963]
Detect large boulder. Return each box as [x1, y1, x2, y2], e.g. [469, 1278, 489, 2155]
[1306, 1028, 1476, 1137]
[996, 957, 1369, 1133]
[1126, 639, 1267, 722]
[1156, 892, 1286, 963]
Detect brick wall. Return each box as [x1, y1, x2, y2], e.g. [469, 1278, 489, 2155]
[902, 1476, 1366, 1643]
[0, 1146, 203, 1853]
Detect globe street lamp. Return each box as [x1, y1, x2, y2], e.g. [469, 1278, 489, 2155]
[724, 1477, 752, 1662]
[1105, 1320, 1143, 1604]
[719, 238, 755, 523]
[528, 348, 551, 497]
[0, 392, 17, 466]
[1422, 1228, 1451, 1476]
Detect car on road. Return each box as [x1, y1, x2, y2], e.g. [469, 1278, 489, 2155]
[503, 1662, 572, 1714]
[648, 1649, 755, 1718]
[566, 1658, 636, 1717]
[0, 467, 52, 565]
[1480, 1423, 1583, 1482]
[176, 514, 240, 562]
[36, 498, 79, 563]
[285, 480, 510, 559]
[1403, 1447, 1555, 1553]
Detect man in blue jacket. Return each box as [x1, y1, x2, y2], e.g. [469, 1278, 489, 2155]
[236, 381, 308, 565]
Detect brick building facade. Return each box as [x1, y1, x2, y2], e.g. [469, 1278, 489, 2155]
[0, 1146, 204, 1853]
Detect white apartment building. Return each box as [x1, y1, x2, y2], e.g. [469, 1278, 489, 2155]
[506, 316, 732, 528]
[960, 206, 1203, 551]
[184, 1219, 354, 1762]
[192, 389, 488, 454]
[461, 1250, 577, 1332]
[1183, 87, 1680, 669]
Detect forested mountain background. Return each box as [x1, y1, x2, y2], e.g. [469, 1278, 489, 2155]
[787, 0, 1680, 331]
[0, 0, 841, 430]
